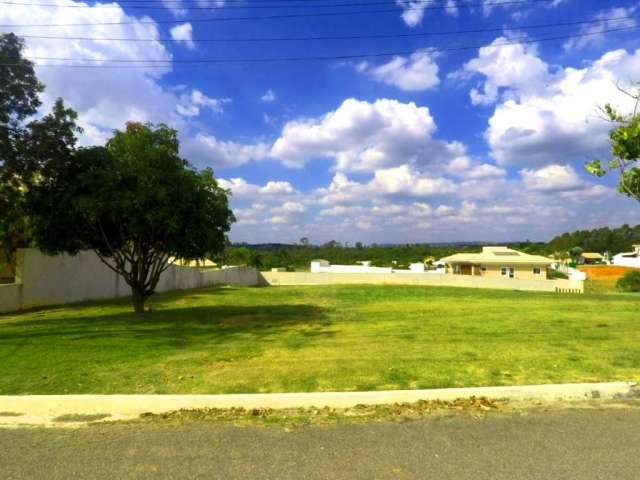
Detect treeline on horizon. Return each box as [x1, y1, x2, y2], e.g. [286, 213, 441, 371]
[217, 224, 640, 271]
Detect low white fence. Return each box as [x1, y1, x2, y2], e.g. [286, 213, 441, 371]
[0, 249, 259, 314]
[613, 257, 640, 268]
[260, 271, 584, 294]
[567, 267, 587, 281]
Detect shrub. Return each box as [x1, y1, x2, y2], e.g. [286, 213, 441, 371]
[616, 271, 640, 292]
[549, 269, 569, 280]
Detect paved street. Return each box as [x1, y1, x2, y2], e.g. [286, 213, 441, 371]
[2, 408, 639, 479]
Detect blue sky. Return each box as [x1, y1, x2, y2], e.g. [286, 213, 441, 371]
[2, 0, 640, 244]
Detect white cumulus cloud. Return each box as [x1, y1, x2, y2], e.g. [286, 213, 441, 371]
[358, 50, 440, 91]
[271, 98, 469, 171]
[0, 0, 238, 155]
[395, 0, 459, 27]
[460, 38, 640, 167]
[457, 38, 550, 106]
[170, 23, 195, 50]
[520, 164, 585, 192]
[218, 178, 298, 199]
[176, 89, 230, 117]
[317, 166, 455, 206]
[261, 90, 276, 102]
[182, 134, 270, 168]
[563, 6, 638, 52]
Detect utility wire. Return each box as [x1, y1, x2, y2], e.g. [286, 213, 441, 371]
[2, 25, 636, 68]
[0, 0, 561, 27]
[0, 0, 529, 3]
[0, 0, 554, 7]
[26, 0, 543, 3]
[7, 15, 635, 43]
[0, 0, 554, 10]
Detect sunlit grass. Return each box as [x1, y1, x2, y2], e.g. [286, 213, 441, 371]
[1, 285, 639, 394]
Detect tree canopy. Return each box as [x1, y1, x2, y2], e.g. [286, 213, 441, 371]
[0, 33, 43, 125]
[546, 224, 640, 255]
[586, 86, 640, 203]
[29, 122, 235, 313]
[0, 33, 79, 273]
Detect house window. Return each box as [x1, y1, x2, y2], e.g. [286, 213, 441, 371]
[480, 266, 487, 273]
[533, 267, 541, 275]
[501, 267, 515, 278]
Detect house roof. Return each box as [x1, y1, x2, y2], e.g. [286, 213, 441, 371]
[440, 246, 554, 266]
[581, 252, 603, 259]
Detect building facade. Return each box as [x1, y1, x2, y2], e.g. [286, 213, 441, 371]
[440, 246, 554, 281]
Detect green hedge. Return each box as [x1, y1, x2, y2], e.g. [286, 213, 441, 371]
[616, 271, 640, 292]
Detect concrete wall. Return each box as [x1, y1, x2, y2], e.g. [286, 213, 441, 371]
[0, 249, 584, 314]
[260, 271, 584, 293]
[310, 262, 393, 274]
[310, 261, 427, 274]
[0, 262, 13, 282]
[0, 283, 22, 312]
[613, 254, 640, 268]
[0, 249, 259, 313]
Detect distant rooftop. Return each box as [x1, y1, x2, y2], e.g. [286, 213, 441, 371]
[441, 246, 554, 265]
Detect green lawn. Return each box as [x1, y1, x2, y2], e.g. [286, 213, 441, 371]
[1, 285, 639, 394]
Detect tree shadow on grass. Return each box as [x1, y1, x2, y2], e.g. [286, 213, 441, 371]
[0, 285, 242, 319]
[0, 302, 335, 363]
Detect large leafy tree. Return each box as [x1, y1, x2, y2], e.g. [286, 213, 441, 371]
[0, 33, 42, 272]
[586, 86, 640, 203]
[29, 122, 235, 313]
[0, 33, 42, 124]
[0, 32, 79, 273]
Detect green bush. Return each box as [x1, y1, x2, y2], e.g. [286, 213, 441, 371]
[616, 271, 640, 292]
[549, 269, 569, 280]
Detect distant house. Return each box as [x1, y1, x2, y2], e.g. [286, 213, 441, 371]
[440, 246, 554, 280]
[613, 245, 640, 268]
[580, 252, 604, 265]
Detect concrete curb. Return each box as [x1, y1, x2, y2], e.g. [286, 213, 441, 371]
[0, 381, 636, 427]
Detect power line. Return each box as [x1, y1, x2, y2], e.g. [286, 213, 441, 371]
[8, 15, 635, 43]
[0, 0, 553, 8]
[0, 0, 561, 27]
[54, 0, 539, 3]
[0, 0, 524, 9]
[2, 25, 636, 68]
[13, 0, 496, 3]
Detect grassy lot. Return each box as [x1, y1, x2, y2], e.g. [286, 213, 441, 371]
[1, 285, 639, 394]
[585, 278, 619, 294]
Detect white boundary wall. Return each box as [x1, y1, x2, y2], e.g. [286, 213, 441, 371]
[310, 260, 428, 274]
[0, 249, 259, 313]
[613, 255, 640, 268]
[260, 271, 584, 293]
[0, 249, 585, 314]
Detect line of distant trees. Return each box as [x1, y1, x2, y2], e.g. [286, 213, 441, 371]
[545, 224, 640, 257]
[215, 224, 640, 271]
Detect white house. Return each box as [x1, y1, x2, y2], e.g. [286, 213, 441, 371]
[613, 245, 640, 268]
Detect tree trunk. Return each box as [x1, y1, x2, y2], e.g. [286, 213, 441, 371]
[94, 246, 169, 314]
[131, 288, 146, 314]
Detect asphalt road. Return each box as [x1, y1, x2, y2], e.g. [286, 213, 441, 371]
[2, 408, 639, 479]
